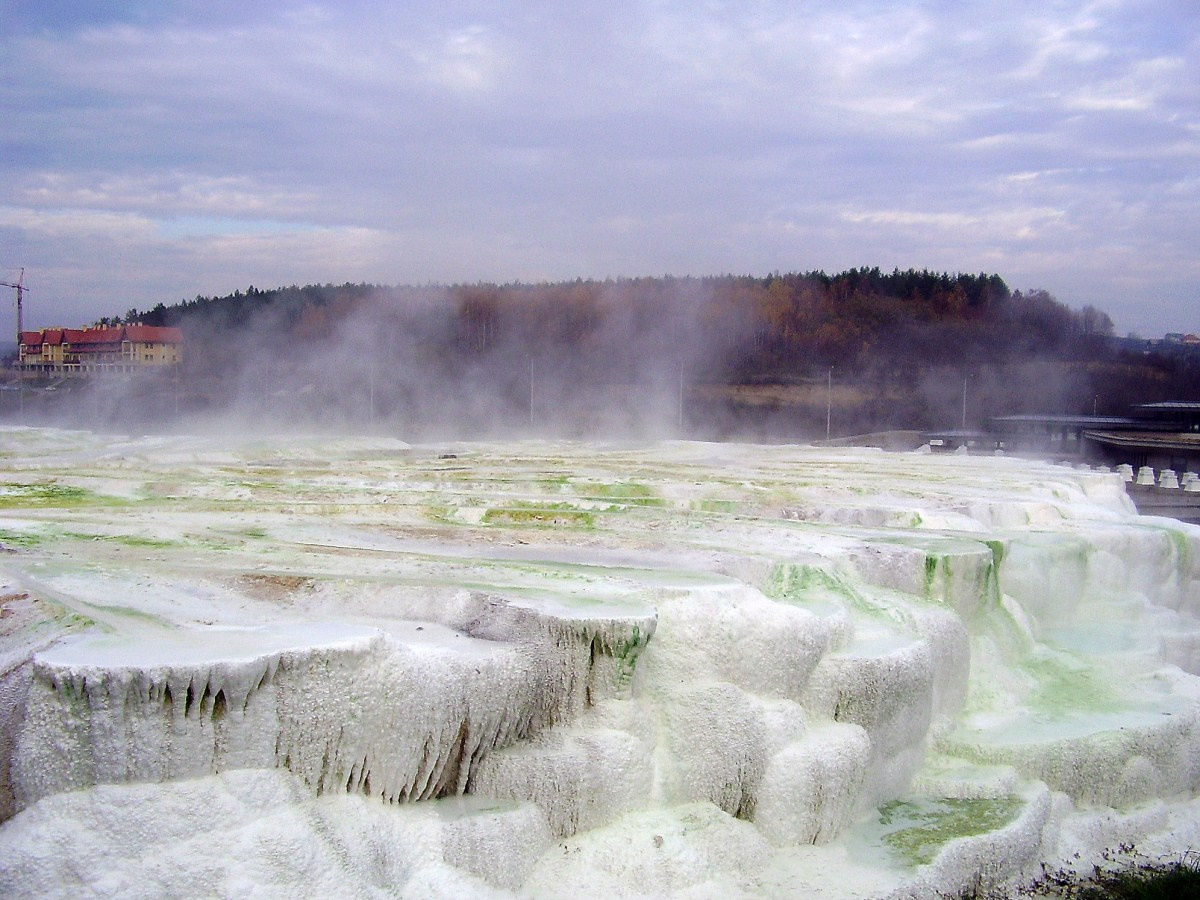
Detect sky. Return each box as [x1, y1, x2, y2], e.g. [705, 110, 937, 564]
[1, 0, 1197, 337]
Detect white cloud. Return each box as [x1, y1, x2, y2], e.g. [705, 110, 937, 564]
[12, 173, 314, 220]
[838, 203, 1070, 245]
[411, 25, 509, 93]
[0, 0, 1197, 335]
[0, 205, 159, 242]
[1065, 56, 1186, 112]
[1008, 0, 1113, 80]
[840, 209, 980, 229]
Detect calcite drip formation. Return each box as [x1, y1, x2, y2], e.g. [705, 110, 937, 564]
[0, 429, 1198, 898]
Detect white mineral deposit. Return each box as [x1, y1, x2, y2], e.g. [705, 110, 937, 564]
[0, 427, 1198, 898]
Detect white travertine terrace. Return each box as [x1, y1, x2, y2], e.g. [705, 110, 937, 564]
[0, 426, 1198, 898]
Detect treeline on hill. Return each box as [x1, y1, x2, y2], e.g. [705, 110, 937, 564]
[122, 269, 1116, 374]
[106, 268, 1193, 437]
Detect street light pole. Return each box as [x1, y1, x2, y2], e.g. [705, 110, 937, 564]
[368, 356, 375, 424]
[826, 368, 832, 441]
[678, 359, 685, 432]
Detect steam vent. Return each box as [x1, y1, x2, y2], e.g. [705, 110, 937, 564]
[1, 427, 1199, 898]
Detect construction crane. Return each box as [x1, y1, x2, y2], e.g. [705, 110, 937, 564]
[1, 268, 28, 346]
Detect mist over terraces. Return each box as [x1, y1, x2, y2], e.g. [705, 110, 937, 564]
[6, 268, 1198, 438]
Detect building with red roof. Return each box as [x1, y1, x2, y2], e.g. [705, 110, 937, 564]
[17, 324, 183, 373]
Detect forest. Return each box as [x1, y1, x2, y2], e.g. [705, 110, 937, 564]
[97, 268, 1195, 439]
[119, 268, 1117, 373]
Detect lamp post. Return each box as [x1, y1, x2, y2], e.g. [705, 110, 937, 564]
[368, 355, 375, 424]
[826, 368, 832, 441]
[678, 359, 685, 432]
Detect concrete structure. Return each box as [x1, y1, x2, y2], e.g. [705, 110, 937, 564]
[970, 408, 1200, 475]
[1135, 401, 1200, 432]
[985, 414, 1148, 456]
[917, 428, 1000, 454]
[1084, 430, 1200, 475]
[924, 407, 1200, 523]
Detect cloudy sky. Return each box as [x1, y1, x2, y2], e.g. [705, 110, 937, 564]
[2, 0, 1197, 336]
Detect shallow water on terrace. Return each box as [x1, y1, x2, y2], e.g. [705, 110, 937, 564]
[954, 699, 1188, 746]
[848, 796, 1027, 868]
[1041, 621, 1143, 654]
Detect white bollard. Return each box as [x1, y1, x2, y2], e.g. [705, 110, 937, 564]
[1136, 466, 1156, 486]
[1159, 469, 1180, 489]
[1186, 478, 1200, 493]
[1117, 464, 1134, 482]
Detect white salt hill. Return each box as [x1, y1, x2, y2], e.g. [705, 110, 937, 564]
[0, 429, 1198, 898]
